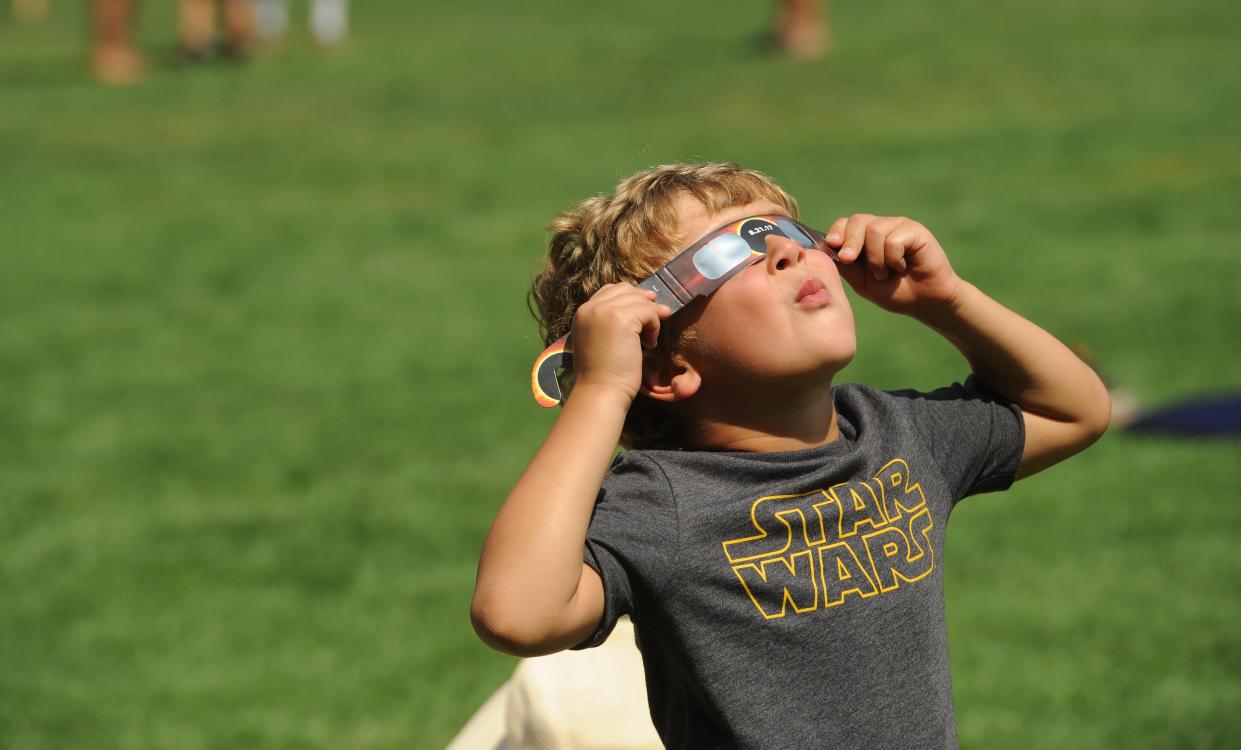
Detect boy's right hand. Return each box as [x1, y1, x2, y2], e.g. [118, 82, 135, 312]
[570, 283, 672, 404]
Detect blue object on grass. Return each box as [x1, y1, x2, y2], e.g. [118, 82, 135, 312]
[1126, 393, 1241, 437]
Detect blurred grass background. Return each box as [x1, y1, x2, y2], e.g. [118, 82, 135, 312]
[1, 0, 1239, 747]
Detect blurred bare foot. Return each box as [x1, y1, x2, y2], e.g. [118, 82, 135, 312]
[91, 45, 145, 85]
[773, 0, 831, 60]
[1106, 387, 1140, 430]
[777, 22, 830, 60]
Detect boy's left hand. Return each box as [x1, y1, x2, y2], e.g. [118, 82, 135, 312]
[825, 214, 963, 317]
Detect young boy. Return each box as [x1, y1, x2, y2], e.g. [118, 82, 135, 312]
[472, 163, 1110, 748]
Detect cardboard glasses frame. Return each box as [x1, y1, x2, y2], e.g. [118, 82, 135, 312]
[531, 214, 839, 407]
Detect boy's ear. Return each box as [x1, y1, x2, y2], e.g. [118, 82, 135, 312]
[640, 352, 701, 402]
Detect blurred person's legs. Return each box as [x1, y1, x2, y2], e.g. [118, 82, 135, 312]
[179, 0, 253, 58]
[178, 0, 213, 55]
[773, 0, 830, 59]
[222, 0, 255, 53]
[91, 0, 145, 85]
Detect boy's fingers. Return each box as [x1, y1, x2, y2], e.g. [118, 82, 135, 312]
[864, 219, 897, 280]
[883, 232, 909, 274]
[581, 286, 665, 331]
[599, 293, 666, 346]
[588, 282, 629, 303]
[637, 303, 664, 349]
[839, 213, 875, 262]
[890, 221, 929, 270]
[825, 217, 849, 248]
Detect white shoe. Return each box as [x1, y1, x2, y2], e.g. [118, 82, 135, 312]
[311, 0, 348, 46]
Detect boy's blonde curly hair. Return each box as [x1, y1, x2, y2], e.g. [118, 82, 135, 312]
[530, 163, 799, 450]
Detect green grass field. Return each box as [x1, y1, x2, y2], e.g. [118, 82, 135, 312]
[2, 0, 1239, 747]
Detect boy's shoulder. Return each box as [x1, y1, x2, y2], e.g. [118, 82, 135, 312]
[840, 377, 1020, 421]
[608, 379, 1020, 480]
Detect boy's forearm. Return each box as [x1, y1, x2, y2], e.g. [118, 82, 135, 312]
[472, 384, 628, 645]
[916, 281, 1111, 448]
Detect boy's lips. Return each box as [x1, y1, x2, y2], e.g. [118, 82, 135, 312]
[795, 277, 830, 307]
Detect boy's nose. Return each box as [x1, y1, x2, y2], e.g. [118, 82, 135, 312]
[763, 234, 805, 273]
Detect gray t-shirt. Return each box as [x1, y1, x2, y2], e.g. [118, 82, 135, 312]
[578, 380, 1026, 749]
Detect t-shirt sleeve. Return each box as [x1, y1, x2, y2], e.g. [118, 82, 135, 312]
[573, 452, 679, 650]
[887, 376, 1026, 502]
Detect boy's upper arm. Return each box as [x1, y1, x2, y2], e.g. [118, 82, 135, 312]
[561, 563, 606, 651]
[1016, 408, 1101, 480]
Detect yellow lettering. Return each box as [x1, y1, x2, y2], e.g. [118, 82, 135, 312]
[873, 459, 926, 524]
[818, 541, 878, 607]
[828, 480, 888, 538]
[863, 508, 934, 592]
[732, 550, 820, 619]
[722, 491, 829, 563]
[723, 458, 938, 620]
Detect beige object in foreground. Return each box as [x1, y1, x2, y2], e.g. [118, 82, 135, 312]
[13, 0, 49, 24]
[446, 617, 661, 750]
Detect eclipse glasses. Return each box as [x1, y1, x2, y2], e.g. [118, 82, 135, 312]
[531, 214, 837, 407]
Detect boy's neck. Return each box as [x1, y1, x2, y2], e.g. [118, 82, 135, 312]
[679, 382, 840, 453]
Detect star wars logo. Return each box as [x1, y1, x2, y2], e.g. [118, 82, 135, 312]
[721, 459, 935, 619]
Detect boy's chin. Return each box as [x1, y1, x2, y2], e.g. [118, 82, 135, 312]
[818, 339, 858, 373]
[783, 350, 857, 389]
[818, 353, 856, 385]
